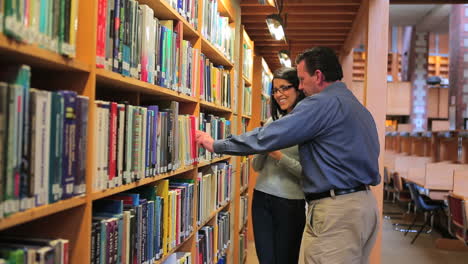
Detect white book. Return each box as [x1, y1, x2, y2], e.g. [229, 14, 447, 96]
[124, 105, 134, 183]
[93, 101, 101, 191]
[30, 89, 51, 206]
[140, 107, 147, 179]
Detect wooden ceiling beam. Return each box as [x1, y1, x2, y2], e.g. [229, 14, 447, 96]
[241, 6, 359, 15]
[242, 15, 354, 23]
[248, 29, 350, 35]
[250, 32, 348, 37]
[245, 21, 352, 27]
[241, 0, 360, 6]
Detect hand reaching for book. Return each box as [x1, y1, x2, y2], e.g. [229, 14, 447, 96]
[196, 130, 215, 152]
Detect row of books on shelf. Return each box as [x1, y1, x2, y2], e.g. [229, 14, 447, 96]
[199, 57, 231, 108]
[239, 157, 250, 189]
[242, 86, 252, 117]
[261, 68, 272, 96]
[201, 0, 234, 62]
[260, 95, 270, 123]
[239, 195, 248, 231]
[0, 237, 69, 264]
[1, 0, 78, 56]
[91, 179, 195, 263]
[0, 65, 89, 218]
[93, 97, 232, 191]
[198, 113, 231, 162]
[197, 162, 232, 225]
[195, 212, 230, 264]
[162, 0, 199, 29]
[96, 2, 199, 96]
[93, 100, 190, 191]
[242, 44, 253, 81]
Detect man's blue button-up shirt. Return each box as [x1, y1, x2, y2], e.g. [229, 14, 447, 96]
[213, 81, 381, 194]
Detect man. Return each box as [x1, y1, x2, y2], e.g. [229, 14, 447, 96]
[196, 46, 380, 264]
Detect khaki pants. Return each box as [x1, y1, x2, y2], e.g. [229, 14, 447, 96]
[299, 190, 379, 264]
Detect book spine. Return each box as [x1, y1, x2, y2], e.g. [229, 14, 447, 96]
[58, 90, 77, 199]
[74, 96, 89, 195]
[116, 104, 125, 186]
[108, 102, 117, 187]
[96, 0, 107, 68]
[49, 92, 64, 203]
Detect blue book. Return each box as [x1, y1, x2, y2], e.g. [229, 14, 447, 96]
[49, 92, 64, 203]
[58, 91, 77, 199]
[147, 200, 154, 262]
[74, 96, 89, 196]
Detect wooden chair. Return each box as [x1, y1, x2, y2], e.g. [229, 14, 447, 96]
[447, 194, 468, 246]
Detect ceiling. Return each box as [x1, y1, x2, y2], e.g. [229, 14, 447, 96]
[240, 0, 361, 71]
[240, 0, 452, 72]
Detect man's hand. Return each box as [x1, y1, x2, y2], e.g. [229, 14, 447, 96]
[196, 130, 215, 152]
[268, 150, 283, 161]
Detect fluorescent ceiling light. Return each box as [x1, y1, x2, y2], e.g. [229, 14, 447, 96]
[266, 14, 285, 41]
[278, 50, 291, 67]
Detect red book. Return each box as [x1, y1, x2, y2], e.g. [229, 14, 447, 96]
[96, 0, 107, 68]
[108, 102, 118, 184]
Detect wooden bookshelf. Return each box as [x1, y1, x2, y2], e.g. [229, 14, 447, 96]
[199, 99, 233, 113]
[201, 37, 234, 67]
[91, 165, 196, 201]
[0, 34, 90, 72]
[428, 55, 449, 79]
[197, 155, 232, 168]
[243, 75, 252, 87]
[0, 0, 249, 263]
[96, 68, 199, 103]
[0, 196, 86, 230]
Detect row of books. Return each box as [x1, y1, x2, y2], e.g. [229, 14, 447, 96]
[216, 211, 230, 260]
[93, 100, 199, 191]
[161, 251, 192, 264]
[1, 0, 78, 56]
[201, 0, 234, 62]
[261, 67, 272, 122]
[239, 195, 248, 231]
[242, 43, 253, 81]
[0, 65, 89, 218]
[0, 237, 69, 264]
[162, 0, 199, 29]
[91, 179, 194, 263]
[196, 162, 232, 225]
[199, 56, 231, 108]
[243, 86, 252, 117]
[196, 225, 214, 264]
[240, 157, 250, 189]
[96, 0, 201, 96]
[198, 113, 231, 162]
[260, 95, 270, 123]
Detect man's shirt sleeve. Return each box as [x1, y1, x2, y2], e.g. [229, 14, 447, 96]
[213, 95, 341, 155]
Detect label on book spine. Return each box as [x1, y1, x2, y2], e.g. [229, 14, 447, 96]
[0, 202, 3, 218]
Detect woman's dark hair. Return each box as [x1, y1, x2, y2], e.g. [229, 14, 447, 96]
[295, 46, 343, 82]
[270, 67, 305, 121]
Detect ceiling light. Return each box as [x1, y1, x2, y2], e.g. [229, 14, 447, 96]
[278, 50, 291, 67]
[266, 14, 285, 41]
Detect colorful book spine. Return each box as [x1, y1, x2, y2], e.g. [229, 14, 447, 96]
[74, 96, 89, 195]
[58, 90, 77, 199]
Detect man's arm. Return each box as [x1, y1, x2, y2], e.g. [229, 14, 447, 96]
[203, 95, 340, 156]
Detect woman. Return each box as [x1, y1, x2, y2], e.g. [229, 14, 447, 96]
[251, 67, 306, 264]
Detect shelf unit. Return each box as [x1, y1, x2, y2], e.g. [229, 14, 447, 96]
[428, 55, 449, 79]
[0, 0, 250, 263]
[353, 51, 401, 82]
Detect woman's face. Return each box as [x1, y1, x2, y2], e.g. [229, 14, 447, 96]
[272, 78, 299, 113]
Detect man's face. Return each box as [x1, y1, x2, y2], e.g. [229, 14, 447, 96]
[297, 61, 319, 96]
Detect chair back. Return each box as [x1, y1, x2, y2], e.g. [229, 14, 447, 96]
[392, 173, 404, 192]
[448, 195, 465, 228]
[406, 182, 428, 211]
